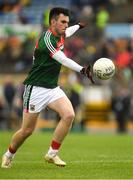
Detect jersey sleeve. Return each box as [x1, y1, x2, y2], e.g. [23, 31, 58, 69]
[65, 25, 80, 38]
[52, 50, 83, 72]
[43, 31, 59, 57]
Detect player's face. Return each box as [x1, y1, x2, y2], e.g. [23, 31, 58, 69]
[53, 14, 69, 35]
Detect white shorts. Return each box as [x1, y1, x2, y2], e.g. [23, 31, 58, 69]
[23, 85, 66, 113]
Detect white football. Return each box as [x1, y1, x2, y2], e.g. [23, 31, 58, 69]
[93, 58, 115, 80]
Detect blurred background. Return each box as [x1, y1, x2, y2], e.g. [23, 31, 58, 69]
[0, 0, 133, 134]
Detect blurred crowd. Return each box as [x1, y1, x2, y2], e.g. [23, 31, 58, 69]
[0, 0, 133, 133]
[0, 75, 24, 130]
[0, 0, 31, 14]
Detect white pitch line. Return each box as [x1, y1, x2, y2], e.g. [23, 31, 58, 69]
[13, 160, 133, 164]
[69, 160, 133, 163]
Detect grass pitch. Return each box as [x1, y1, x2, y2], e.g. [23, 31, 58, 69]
[0, 131, 133, 179]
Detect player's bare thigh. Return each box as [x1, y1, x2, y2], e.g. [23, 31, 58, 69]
[47, 96, 75, 119]
[21, 111, 39, 131]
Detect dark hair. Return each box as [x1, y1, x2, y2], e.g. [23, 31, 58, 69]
[49, 7, 69, 24]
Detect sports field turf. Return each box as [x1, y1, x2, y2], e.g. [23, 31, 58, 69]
[0, 131, 133, 179]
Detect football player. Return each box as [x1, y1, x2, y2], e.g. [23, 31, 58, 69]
[1, 7, 94, 168]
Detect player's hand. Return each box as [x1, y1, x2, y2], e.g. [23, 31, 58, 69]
[80, 65, 95, 84]
[78, 22, 87, 29]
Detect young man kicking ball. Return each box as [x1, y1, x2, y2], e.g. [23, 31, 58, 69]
[1, 7, 94, 168]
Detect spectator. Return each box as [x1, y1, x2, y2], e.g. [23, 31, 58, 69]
[114, 39, 132, 69]
[68, 72, 84, 131]
[0, 99, 6, 129]
[111, 86, 131, 133]
[3, 75, 16, 129]
[42, 7, 51, 29]
[95, 5, 110, 38]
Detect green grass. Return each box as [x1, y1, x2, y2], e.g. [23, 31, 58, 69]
[0, 131, 133, 179]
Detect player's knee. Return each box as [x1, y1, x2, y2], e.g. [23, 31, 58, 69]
[64, 111, 75, 122]
[63, 112, 75, 128]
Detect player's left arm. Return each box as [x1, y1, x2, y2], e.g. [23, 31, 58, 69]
[65, 22, 86, 38]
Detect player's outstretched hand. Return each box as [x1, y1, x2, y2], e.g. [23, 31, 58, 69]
[80, 65, 95, 84]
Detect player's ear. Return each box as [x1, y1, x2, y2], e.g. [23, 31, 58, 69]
[51, 19, 56, 26]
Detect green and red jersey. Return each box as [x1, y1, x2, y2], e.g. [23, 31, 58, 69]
[24, 29, 65, 88]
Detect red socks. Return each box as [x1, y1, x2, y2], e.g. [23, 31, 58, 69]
[9, 146, 16, 154]
[51, 140, 61, 150]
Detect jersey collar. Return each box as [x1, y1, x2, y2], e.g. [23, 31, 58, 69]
[48, 28, 58, 36]
[48, 28, 65, 38]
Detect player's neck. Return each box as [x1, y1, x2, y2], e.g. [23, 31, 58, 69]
[49, 27, 61, 37]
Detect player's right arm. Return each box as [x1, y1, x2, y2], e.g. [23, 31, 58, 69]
[53, 50, 83, 72]
[52, 50, 95, 83]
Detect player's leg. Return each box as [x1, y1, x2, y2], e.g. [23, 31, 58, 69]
[1, 112, 39, 168]
[45, 96, 75, 166]
[9, 112, 39, 151]
[48, 96, 75, 143]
